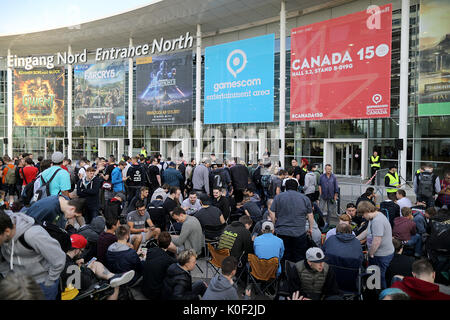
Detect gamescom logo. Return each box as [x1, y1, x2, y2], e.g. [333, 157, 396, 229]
[367, 94, 388, 116]
[372, 94, 382, 104]
[227, 49, 247, 78]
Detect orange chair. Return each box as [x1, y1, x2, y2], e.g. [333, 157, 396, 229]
[206, 243, 230, 278]
[246, 254, 279, 299]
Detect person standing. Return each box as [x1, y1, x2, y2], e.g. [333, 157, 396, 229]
[77, 167, 102, 224]
[413, 164, 441, 208]
[319, 164, 339, 227]
[19, 157, 39, 191]
[385, 165, 401, 198]
[369, 150, 381, 185]
[192, 158, 211, 197]
[111, 161, 127, 193]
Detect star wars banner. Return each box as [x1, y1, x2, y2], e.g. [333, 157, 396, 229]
[14, 68, 65, 126]
[418, 0, 450, 116]
[136, 51, 193, 125]
[74, 61, 126, 127]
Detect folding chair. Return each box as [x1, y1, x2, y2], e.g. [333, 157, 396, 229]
[206, 243, 230, 278]
[246, 254, 279, 299]
[328, 264, 365, 300]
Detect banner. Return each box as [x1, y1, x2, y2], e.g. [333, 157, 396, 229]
[204, 34, 274, 124]
[290, 4, 392, 121]
[136, 52, 193, 125]
[74, 61, 126, 126]
[14, 68, 64, 126]
[418, 0, 450, 116]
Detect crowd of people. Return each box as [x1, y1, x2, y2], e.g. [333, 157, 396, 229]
[0, 150, 449, 301]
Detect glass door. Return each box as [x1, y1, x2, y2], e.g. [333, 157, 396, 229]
[45, 138, 65, 159]
[334, 143, 362, 176]
[334, 143, 346, 175]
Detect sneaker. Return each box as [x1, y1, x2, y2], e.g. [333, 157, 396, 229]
[109, 270, 135, 288]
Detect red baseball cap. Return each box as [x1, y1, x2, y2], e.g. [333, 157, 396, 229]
[70, 234, 87, 249]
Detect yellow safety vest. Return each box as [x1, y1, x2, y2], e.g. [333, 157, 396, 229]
[140, 150, 147, 157]
[370, 156, 380, 168]
[385, 172, 400, 193]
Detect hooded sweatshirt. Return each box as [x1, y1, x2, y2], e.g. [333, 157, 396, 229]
[304, 172, 317, 195]
[202, 274, 250, 300]
[0, 212, 65, 286]
[77, 216, 105, 243]
[323, 232, 364, 269]
[393, 216, 416, 241]
[391, 277, 450, 300]
[106, 242, 142, 283]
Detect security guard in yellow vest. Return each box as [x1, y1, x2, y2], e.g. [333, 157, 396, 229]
[140, 146, 147, 158]
[369, 151, 381, 185]
[385, 165, 401, 196]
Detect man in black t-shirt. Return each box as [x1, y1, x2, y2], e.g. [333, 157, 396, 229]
[103, 156, 117, 203]
[148, 157, 161, 199]
[194, 193, 225, 239]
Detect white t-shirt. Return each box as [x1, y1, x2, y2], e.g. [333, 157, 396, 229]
[397, 197, 412, 214]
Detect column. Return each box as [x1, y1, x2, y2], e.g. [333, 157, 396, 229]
[7, 49, 13, 157]
[399, 0, 410, 181]
[195, 24, 202, 163]
[67, 45, 73, 159]
[128, 38, 134, 157]
[279, 1, 286, 168]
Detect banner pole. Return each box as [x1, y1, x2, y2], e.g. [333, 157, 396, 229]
[7, 49, 13, 158]
[399, 0, 410, 182]
[279, 1, 286, 169]
[67, 45, 73, 160]
[128, 38, 134, 158]
[195, 24, 202, 163]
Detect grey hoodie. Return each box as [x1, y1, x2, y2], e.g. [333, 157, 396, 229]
[304, 172, 317, 195]
[0, 212, 66, 286]
[202, 274, 249, 300]
[78, 216, 105, 243]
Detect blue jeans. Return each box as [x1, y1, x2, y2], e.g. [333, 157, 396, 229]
[369, 253, 394, 290]
[406, 234, 422, 257]
[39, 279, 60, 300]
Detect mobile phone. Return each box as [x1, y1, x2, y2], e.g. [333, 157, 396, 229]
[86, 257, 97, 267]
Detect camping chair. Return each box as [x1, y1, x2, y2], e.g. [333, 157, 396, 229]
[206, 243, 230, 278]
[203, 224, 227, 258]
[328, 264, 365, 300]
[246, 254, 279, 299]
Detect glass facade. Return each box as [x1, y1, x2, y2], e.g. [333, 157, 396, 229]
[0, 2, 449, 181]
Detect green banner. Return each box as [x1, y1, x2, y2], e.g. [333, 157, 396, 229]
[418, 0, 450, 116]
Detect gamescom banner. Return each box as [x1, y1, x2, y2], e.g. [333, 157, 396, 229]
[290, 4, 392, 121]
[74, 61, 126, 127]
[204, 34, 274, 124]
[418, 0, 450, 116]
[14, 68, 65, 126]
[136, 52, 193, 125]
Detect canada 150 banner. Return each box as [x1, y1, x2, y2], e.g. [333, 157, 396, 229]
[204, 34, 274, 124]
[14, 68, 65, 126]
[136, 52, 193, 125]
[290, 4, 392, 121]
[74, 61, 126, 126]
[418, 0, 450, 116]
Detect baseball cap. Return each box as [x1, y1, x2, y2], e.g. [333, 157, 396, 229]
[70, 234, 87, 250]
[261, 221, 274, 232]
[306, 247, 326, 263]
[51, 151, 64, 164]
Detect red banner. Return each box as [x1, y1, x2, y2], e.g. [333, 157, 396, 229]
[290, 4, 392, 121]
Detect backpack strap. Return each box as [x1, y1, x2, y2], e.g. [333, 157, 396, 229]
[18, 222, 41, 251]
[42, 168, 62, 196]
[21, 168, 28, 185]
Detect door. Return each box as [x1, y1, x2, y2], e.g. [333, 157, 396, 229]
[231, 139, 259, 164]
[98, 139, 124, 160]
[160, 139, 189, 161]
[45, 138, 65, 159]
[333, 143, 362, 176]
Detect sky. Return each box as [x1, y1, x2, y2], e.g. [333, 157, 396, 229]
[0, 0, 161, 36]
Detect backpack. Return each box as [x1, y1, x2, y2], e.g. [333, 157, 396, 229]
[5, 165, 16, 185]
[31, 168, 62, 204]
[18, 220, 72, 253]
[418, 172, 435, 198]
[261, 174, 271, 189]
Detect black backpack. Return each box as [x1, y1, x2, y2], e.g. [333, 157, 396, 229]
[418, 172, 435, 198]
[18, 221, 72, 253]
[20, 168, 38, 206]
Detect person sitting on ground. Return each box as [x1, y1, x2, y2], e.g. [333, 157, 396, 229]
[253, 221, 285, 276]
[323, 223, 364, 273]
[181, 191, 202, 215]
[105, 191, 126, 224]
[217, 215, 253, 260]
[252, 202, 273, 241]
[61, 233, 135, 300]
[151, 183, 170, 203]
[97, 214, 120, 265]
[193, 193, 225, 239]
[344, 203, 367, 236]
[385, 238, 416, 287]
[0, 211, 66, 300]
[127, 186, 149, 214]
[393, 207, 422, 258]
[380, 192, 401, 228]
[163, 186, 182, 232]
[396, 189, 412, 212]
[325, 213, 356, 241]
[161, 249, 207, 300]
[244, 186, 261, 204]
[127, 200, 161, 251]
[390, 258, 450, 300]
[167, 207, 203, 255]
[356, 187, 377, 207]
[141, 231, 176, 300]
[202, 256, 252, 300]
[290, 247, 340, 300]
[212, 188, 231, 222]
[105, 225, 143, 286]
[76, 215, 106, 262]
[25, 195, 85, 229]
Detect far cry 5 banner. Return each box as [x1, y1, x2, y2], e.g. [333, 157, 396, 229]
[135, 51, 193, 125]
[14, 67, 65, 127]
[74, 61, 126, 127]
